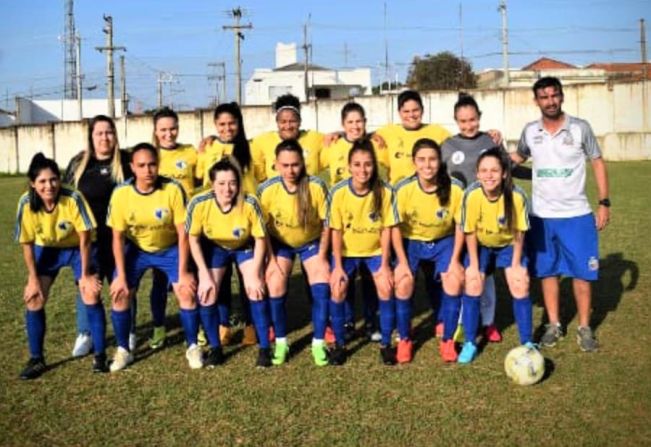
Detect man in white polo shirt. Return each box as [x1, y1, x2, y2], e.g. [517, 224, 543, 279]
[512, 76, 610, 352]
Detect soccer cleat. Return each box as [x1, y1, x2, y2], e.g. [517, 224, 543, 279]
[110, 347, 134, 372]
[128, 332, 137, 352]
[205, 346, 225, 368]
[19, 357, 46, 380]
[484, 324, 502, 343]
[457, 341, 478, 364]
[523, 341, 538, 350]
[577, 326, 599, 352]
[324, 326, 336, 344]
[272, 340, 289, 366]
[439, 339, 458, 363]
[329, 344, 347, 366]
[186, 344, 204, 369]
[396, 339, 413, 364]
[256, 348, 272, 368]
[241, 324, 257, 346]
[219, 325, 232, 346]
[344, 323, 356, 343]
[92, 353, 109, 373]
[197, 328, 208, 347]
[380, 346, 396, 365]
[72, 333, 93, 358]
[435, 322, 444, 338]
[311, 340, 329, 367]
[540, 323, 563, 348]
[149, 326, 166, 350]
[268, 326, 276, 344]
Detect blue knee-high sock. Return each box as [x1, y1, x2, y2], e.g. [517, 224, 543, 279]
[395, 298, 412, 340]
[442, 292, 461, 341]
[179, 308, 200, 346]
[344, 280, 355, 325]
[217, 277, 232, 327]
[249, 300, 270, 349]
[75, 293, 90, 334]
[26, 309, 46, 359]
[512, 297, 533, 344]
[111, 309, 131, 350]
[129, 296, 138, 333]
[378, 298, 396, 346]
[149, 272, 168, 327]
[461, 295, 481, 344]
[199, 303, 220, 348]
[85, 303, 106, 355]
[329, 300, 346, 345]
[311, 283, 330, 340]
[269, 295, 287, 338]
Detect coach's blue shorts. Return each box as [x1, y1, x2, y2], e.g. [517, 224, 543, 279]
[202, 241, 254, 269]
[404, 236, 455, 278]
[272, 237, 319, 263]
[34, 245, 98, 281]
[122, 243, 180, 288]
[464, 244, 527, 274]
[526, 213, 599, 281]
[332, 255, 383, 277]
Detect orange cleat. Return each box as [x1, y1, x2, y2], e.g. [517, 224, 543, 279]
[396, 339, 413, 364]
[324, 326, 336, 344]
[484, 324, 502, 343]
[439, 339, 458, 363]
[435, 322, 444, 338]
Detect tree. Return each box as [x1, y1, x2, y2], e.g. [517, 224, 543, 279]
[406, 51, 476, 91]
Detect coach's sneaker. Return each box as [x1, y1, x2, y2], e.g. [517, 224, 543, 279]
[439, 339, 458, 363]
[186, 344, 204, 369]
[256, 348, 272, 368]
[577, 326, 599, 352]
[396, 339, 413, 364]
[380, 346, 396, 365]
[540, 323, 563, 348]
[484, 324, 502, 343]
[128, 332, 137, 352]
[241, 325, 257, 346]
[110, 347, 134, 372]
[311, 340, 329, 367]
[92, 353, 109, 373]
[197, 328, 208, 347]
[220, 325, 232, 346]
[458, 342, 478, 364]
[329, 344, 347, 366]
[19, 357, 46, 380]
[149, 326, 166, 350]
[365, 321, 381, 343]
[272, 340, 289, 366]
[205, 346, 225, 368]
[72, 333, 92, 358]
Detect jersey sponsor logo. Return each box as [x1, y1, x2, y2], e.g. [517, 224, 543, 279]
[154, 208, 170, 221]
[588, 256, 599, 271]
[175, 160, 188, 170]
[451, 151, 465, 165]
[536, 168, 573, 178]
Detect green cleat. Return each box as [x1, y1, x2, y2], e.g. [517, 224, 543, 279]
[311, 340, 329, 366]
[149, 326, 166, 350]
[272, 340, 289, 366]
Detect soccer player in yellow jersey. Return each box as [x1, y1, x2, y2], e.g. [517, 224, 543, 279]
[258, 140, 339, 366]
[328, 139, 411, 365]
[394, 139, 465, 363]
[249, 94, 324, 182]
[15, 153, 104, 379]
[187, 157, 272, 368]
[107, 143, 199, 372]
[458, 148, 533, 364]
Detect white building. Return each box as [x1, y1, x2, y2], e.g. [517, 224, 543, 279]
[14, 97, 125, 125]
[245, 42, 372, 105]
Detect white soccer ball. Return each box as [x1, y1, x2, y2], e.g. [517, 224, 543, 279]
[504, 345, 545, 386]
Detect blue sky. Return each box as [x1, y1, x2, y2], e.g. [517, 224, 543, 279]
[1, 0, 648, 111]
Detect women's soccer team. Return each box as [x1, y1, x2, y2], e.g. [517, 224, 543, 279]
[15, 90, 537, 379]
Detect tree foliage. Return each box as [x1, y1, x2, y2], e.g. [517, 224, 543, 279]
[406, 51, 476, 91]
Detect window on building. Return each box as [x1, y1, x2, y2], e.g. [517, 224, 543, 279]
[314, 88, 331, 99]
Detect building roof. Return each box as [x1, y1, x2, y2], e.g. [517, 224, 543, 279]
[273, 62, 328, 72]
[522, 57, 577, 70]
[585, 62, 651, 80]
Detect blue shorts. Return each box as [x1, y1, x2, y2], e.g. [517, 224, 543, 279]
[202, 241, 254, 269]
[464, 244, 527, 274]
[404, 236, 454, 278]
[527, 214, 599, 281]
[34, 245, 98, 281]
[332, 256, 383, 276]
[122, 243, 180, 288]
[272, 238, 319, 263]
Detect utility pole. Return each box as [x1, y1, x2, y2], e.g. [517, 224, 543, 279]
[64, 0, 77, 100]
[96, 15, 126, 118]
[498, 0, 509, 87]
[223, 8, 252, 105]
[120, 55, 127, 117]
[208, 62, 226, 104]
[641, 19, 648, 74]
[343, 42, 351, 67]
[383, 1, 390, 93]
[302, 17, 312, 102]
[641, 18, 648, 133]
[75, 33, 83, 120]
[157, 72, 174, 108]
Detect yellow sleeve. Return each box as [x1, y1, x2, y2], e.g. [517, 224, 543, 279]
[395, 186, 408, 222]
[431, 125, 452, 145]
[246, 196, 266, 238]
[374, 126, 391, 168]
[250, 137, 267, 183]
[196, 152, 206, 183]
[319, 144, 330, 171]
[185, 196, 203, 237]
[327, 191, 343, 230]
[170, 183, 187, 226]
[514, 190, 530, 232]
[451, 185, 463, 224]
[188, 146, 199, 179]
[311, 131, 325, 173]
[462, 191, 479, 233]
[381, 186, 400, 228]
[69, 191, 97, 232]
[313, 180, 328, 221]
[107, 189, 127, 231]
[257, 187, 272, 224]
[15, 196, 34, 243]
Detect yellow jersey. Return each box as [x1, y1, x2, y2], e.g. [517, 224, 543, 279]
[196, 139, 257, 195]
[461, 182, 530, 248]
[250, 129, 324, 182]
[158, 144, 198, 196]
[375, 124, 451, 185]
[107, 178, 186, 253]
[319, 137, 384, 185]
[186, 192, 266, 250]
[15, 185, 96, 248]
[327, 179, 399, 257]
[257, 176, 328, 248]
[395, 175, 464, 241]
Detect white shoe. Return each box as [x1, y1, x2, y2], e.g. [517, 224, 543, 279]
[129, 332, 137, 351]
[72, 333, 93, 358]
[110, 347, 134, 372]
[186, 344, 204, 369]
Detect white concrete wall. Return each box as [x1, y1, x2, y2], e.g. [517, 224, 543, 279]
[16, 98, 124, 124]
[1, 80, 649, 173]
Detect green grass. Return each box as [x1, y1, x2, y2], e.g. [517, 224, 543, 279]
[1, 162, 650, 446]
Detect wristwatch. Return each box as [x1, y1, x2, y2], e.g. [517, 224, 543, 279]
[598, 198, 611, 208]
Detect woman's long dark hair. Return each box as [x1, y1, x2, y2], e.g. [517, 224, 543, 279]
[275, 139, 312, 228]
[27, 152, 61, 212]
[477, 147, 514, 232]
[214, 102, 252, 173]
[348, 138, 383, 217]
[412, 138, 451, 206]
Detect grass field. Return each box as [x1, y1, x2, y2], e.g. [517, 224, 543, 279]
[1, 162, 650, 446]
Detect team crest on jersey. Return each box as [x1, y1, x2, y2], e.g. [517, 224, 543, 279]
[232, 227, 244, 238]
[451, 151, 465, 165]
[368, 211, 379, 222]
[436, 208, 448, 220]
[100, 167, 110, 175]
[394, 151, 404, 159]
[154, 208, 170, 221]
[588, 256, 599, 271]
[562, 134, 575, 146]
[336, 167, 345, 177]
[497, 215, 506, 226]
[175, 160, 187, 170]
[57, 220, 73, 236]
